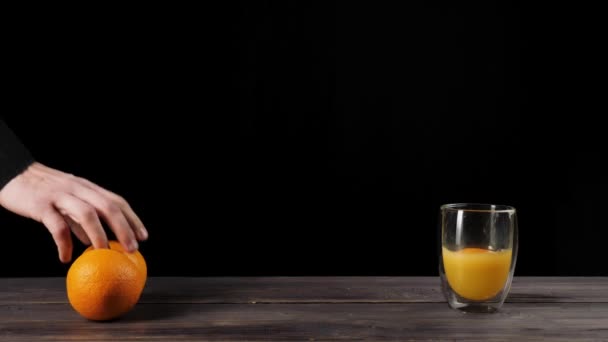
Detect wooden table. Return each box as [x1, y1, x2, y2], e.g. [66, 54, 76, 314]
[1, 277, 607, 341]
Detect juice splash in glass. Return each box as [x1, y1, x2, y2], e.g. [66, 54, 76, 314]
[439, 203, 518, 313]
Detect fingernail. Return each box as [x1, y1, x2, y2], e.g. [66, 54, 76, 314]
[130, 240, 139, 251]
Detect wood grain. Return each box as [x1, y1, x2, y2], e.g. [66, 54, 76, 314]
[1, 303, 607, 341]
[1, 277, 607, 304]
[1, 277, 608, 341]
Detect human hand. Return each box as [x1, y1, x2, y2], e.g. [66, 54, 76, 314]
[0, 162, 148, 263]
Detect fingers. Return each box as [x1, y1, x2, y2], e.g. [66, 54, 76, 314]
[118, 199, 148, 241]
[65, 216, 92, 246]
[76, 178, 148, 241]
[41, 209, 73, 263]
[71, 186, 139, 252]
[5, 162, 146, 262]
[54, 194, 108, 250]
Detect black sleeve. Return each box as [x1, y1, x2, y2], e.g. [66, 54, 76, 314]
[0, 120, 35, 190]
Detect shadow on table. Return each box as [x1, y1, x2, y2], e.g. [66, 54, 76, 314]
[121, 297, 195, 321]
[121, 280, 230, 322]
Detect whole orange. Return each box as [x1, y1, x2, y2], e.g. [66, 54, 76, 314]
[67, 241, 147, 321]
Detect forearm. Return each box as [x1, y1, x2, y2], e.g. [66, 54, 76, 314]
[0, 120, 34, 190]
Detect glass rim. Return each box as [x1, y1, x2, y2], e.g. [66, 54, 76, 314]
[440, 203, 516, 213]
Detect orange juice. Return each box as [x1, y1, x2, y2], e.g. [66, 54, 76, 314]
[442, 247, 512, 301]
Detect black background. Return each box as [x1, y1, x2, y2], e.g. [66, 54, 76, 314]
[1, 2, 606, 276]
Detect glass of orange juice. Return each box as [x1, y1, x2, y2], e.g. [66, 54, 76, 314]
[439, 203, 518, 313]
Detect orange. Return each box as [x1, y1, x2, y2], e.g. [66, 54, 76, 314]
[85, 241, 147, 290]
[67, 241, 147, 321]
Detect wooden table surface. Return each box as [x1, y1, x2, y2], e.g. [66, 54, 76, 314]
[1, 277, 607, 341]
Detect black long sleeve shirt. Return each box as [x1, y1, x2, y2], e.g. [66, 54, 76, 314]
[0, 120, 34, 190]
